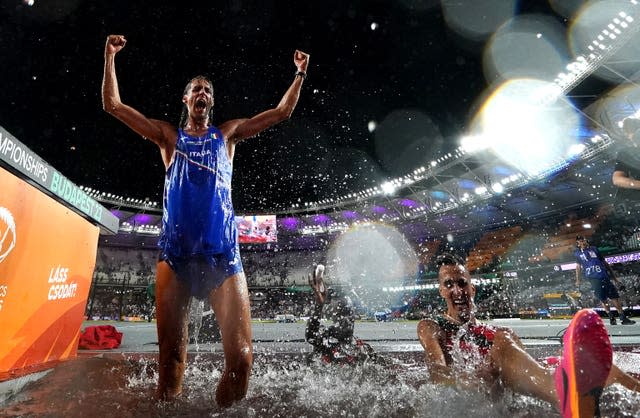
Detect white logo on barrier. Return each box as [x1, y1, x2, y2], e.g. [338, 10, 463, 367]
[0, 207, 16, 264]
[48, 265, 77, 301]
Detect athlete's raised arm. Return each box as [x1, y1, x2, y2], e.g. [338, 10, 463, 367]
[220, 50, 310, 147]
[102, 35, 176, 163]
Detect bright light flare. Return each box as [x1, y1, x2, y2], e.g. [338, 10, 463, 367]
[491, 182, 504, 193]
[475, 186, 488, 195]
[567, 143, 586, 157]
[471, 78, 581, 177]
[460, 135, 489, 153]
[381, 182, 396, 195]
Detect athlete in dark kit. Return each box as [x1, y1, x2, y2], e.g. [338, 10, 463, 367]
[574, 235, 635, 325]
[418, 253, 639, 418]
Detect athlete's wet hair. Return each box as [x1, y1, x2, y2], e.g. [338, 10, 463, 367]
[179, 75, 215, 128]
[435, 252, 465, 268]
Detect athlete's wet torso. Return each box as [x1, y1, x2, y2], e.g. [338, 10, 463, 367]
[160, 125, 237, 257]
[158, 126, 242, 298]
[434, 315, 496, 365]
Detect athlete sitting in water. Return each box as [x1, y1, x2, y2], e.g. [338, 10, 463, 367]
[306, 264, 378, 365]
[417, 253, 640, 418]
[102, 34, 309, 407]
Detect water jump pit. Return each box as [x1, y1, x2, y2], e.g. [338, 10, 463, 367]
[1, 349, 639, 418]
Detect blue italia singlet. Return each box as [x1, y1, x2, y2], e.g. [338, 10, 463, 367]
[159, 125, 239, 261]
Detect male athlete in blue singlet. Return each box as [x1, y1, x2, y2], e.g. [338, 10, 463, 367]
[102, 34, 310, 407]
[159, 123, 241, 297]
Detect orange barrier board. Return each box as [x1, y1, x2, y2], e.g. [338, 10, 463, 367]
[0, 166, 99, 375]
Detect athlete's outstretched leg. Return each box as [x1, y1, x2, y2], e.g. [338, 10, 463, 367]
[210, 272, 253, 407]
[155, 260, 191, 400]
[489, 328, 558, 404]
[606, 363, 640, 392]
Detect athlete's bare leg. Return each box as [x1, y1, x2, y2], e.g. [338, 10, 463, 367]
[489, 329, 640, 405]
[155, 260, 191, 400]
[209, 272, 253, 408]
[606, 363, 640, 391]
[489, 329, 558, 404]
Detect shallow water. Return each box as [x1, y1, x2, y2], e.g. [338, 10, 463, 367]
[2, 353, 639, 418]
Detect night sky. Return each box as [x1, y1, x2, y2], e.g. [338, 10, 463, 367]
[0, 0, 606, 213]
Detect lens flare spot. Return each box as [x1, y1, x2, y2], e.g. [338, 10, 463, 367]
[484, 14, 569, 84]
[326, 223, 417, 309]
[569, 0, 640, 84]
[441, 0, 517, 42]
[471, 78, 581, 177]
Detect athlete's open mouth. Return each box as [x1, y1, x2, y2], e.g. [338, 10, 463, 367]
[195, 98, 207, 110]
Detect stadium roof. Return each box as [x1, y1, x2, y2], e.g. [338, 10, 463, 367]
[2, 1, 640, 227]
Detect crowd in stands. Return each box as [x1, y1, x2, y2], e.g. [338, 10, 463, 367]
[86, 207, 640, 321]
[93, 246, 156, 286]
[242, 250, 321, 287]
[86, 287, 152, 321]
[87, 246, 157, 320]
[250, 289, 315, 320]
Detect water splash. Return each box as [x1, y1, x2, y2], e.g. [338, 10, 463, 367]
[2, 353, 639, 417]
